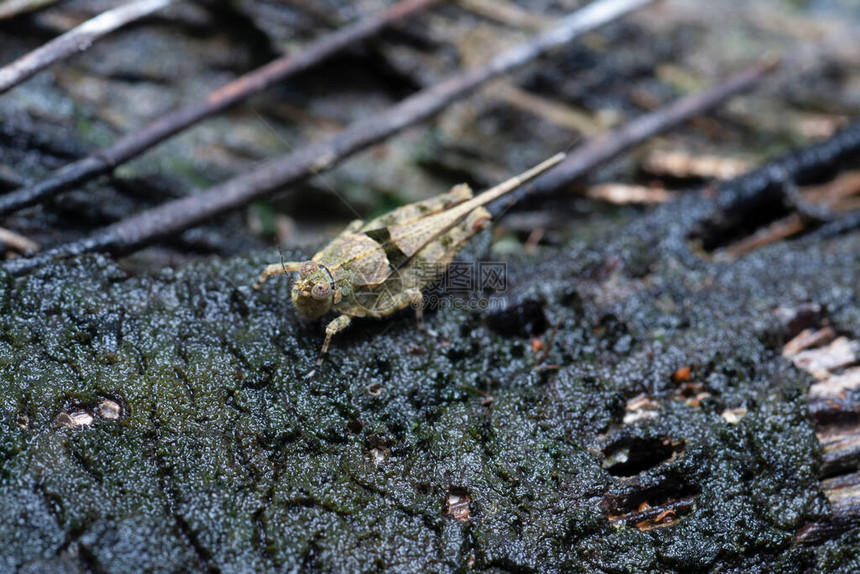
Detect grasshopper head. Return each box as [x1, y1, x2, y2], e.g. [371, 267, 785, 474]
[290, 261, 335, 318]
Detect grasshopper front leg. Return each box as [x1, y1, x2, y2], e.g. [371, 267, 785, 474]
[319, 314, 352, 366]
[315, 289, 424, 372]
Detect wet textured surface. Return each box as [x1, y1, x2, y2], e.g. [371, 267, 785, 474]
[0, 149, 858, 570]
[2, 0, 860, 571]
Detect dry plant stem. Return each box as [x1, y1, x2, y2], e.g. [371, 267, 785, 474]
[0, 0, 174, 95]
[457, 0, 550, 30]
[0, 227, 39, 253]
[0, 0, 444, 216]
[2, 0, 655, 275]
[0, 0, 58, 20]
[722, 212, 806, 258]
[809, 209, 860, 239]
[494, 58, 781, 211]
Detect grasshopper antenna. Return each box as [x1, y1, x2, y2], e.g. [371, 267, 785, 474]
[563, 137, 581, 155]
[277, 244, 289, 277]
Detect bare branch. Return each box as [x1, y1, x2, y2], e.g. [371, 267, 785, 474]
[0, 0, 58, 20]
[499, 58, 782, 209]
[0, 0, 174, 94]
[0, 0, 444, 215]
[808, 208, 860, 240]
[2, 61, 778, 278]
[2, 0, 654, 274]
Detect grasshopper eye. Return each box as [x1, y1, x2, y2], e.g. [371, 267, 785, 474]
[300, 261, 319, 278]
[311, 282, 332, 300]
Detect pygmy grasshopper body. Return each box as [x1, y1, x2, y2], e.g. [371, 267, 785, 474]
[254, 153, 564, 367]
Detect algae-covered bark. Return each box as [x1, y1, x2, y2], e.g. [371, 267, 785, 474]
[1, 154, 859, 570]
[2, 0, 860, 571]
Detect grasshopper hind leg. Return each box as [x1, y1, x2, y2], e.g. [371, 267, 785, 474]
[360, 287, 435, 336]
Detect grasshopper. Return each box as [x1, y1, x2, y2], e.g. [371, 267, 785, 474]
[254, 152, 565, 368]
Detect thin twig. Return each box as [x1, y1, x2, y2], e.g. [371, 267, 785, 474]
[717, 169, 860, 256]
[458, 384, 494, 406]
[693, 120, 860, 251]
[808, 209, 860, 239]
[535, 319, 562, 366]
[0, 0, 444, 215]
[0, 227, 39, 254]
[0, 0, 58, 20]
[0, 0, 174, 95]
[722, 212, 806, 258]
[495, 83, 603, 135]
[2, 0, 656, 275]
[492, 57, 781, 212]
[457, 0, 550, 30]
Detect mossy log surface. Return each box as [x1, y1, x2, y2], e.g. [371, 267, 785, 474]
[2, 151, 859, 572]
[2, 0, 860, 571]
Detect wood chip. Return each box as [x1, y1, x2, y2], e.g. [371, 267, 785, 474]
[791, 337, 859, 379]
[809, 367, 860, 399]
[782, 327, 837, 357]
[446, 490, 471, 521]
[55, 410, 94, 429]
[623, 394, 661, 425]
[721, 407, 748, 424]
[642, 150, 754, 180]
[586, 183, 676, 204]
